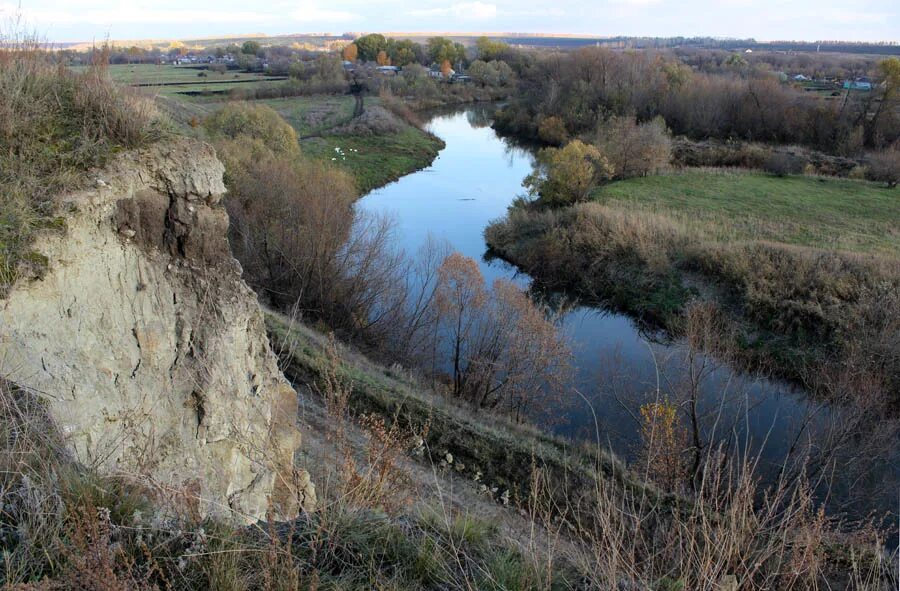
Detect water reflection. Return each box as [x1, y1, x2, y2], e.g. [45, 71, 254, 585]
[358, 108, 898, 518]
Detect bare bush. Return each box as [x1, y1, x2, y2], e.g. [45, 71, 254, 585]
[866, 146, 900, 188]
[215, 134, 359, 322]
[594, 115, 672, 178]
[764, 151, 805, 176]
[434, 253, 572, 418]
[331, 105, 403, 135]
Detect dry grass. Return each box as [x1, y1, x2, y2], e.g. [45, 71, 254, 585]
[592, 169, 900, 256]
[2, 330, 896, 590]
[485, 198, 900, 405]
[0, 40, 163, 292]
[266, 311, 898, 590]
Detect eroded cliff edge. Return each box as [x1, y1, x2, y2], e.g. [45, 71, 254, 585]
[0, 138, 314, 523]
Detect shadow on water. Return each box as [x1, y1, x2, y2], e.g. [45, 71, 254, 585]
[358, 107, 899, 520]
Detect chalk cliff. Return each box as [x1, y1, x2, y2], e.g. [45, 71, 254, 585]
[0, 138, 314, 523]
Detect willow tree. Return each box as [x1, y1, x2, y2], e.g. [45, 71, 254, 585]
[523, 139, 614, 205]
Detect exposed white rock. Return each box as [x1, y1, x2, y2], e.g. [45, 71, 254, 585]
[0, 138, 314, 523]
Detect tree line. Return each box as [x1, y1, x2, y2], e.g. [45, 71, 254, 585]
[494, 47, 900, 154]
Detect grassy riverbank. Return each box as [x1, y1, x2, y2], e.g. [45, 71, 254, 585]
[595, 169, 900, 256]
[485, 168, 900, 402]
[163, 91, 444, 195]
[256, 95, 444, 193]
[301, 123, 444, 194]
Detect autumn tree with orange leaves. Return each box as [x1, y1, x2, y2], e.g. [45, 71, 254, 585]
[342, 43, 358, 62]
[440, 59, 453, 79]
[434, 253, 571, 420]
[376, 50, 391, 66]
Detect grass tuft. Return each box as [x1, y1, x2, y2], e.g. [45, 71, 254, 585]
[0, 44, 164, 293]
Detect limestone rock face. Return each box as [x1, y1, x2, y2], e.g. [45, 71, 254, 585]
[0, 138, 314, 522]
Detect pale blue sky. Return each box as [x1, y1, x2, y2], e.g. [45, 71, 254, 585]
[6, 0, 899, 43]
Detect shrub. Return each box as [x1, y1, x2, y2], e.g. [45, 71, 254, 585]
[434, 253, 572, 416]
[849, 164, 869, 179]
[214, 135, 357, 317]
[594, 115, 672, 178]
[764, 151, 804, 176]
[523, 140, 614, 205]
[204, 102, 299, 157]
[537, 115, 568, 145]
[867, 147, 900, 187]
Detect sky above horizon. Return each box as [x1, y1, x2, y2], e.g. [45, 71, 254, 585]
[5, 0, 898, 43]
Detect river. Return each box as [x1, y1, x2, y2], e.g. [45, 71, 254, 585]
[357, 107, 896, 516]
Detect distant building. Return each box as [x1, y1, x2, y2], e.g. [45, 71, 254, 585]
[429, 67, 455, 79]
[376, 65, 401, 74]
[793, 74, 810, 81]
[843, 77, 873, 91]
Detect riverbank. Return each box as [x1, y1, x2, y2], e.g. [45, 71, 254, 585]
[160, 91, 445, 196]
[484, 168, 900, 406]
[302, 123, 443, 194]
[263, 310, 889, 590]
[244, 95, 445, 195]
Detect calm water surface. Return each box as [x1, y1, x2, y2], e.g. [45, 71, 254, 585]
[357, 108, 896, 512]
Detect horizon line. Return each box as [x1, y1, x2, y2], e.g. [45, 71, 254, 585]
[47, 30, 900, 47]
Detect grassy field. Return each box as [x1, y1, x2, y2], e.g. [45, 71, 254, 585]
[151, 81, 287, 98]
[487, 168, 900, 398]
[254, 95, 443, 193]
[74, 63, 265, 84]
[157, 88, 444, 194]
[258, 95, 359, 136]
[73, 64, 288, 99]
[302, 125, 443, 194]
[594, 169, 900, 256]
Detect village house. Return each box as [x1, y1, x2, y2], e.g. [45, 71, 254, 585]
[843, 77, 873, 91]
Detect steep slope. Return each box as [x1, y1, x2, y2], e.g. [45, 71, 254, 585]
[0, 138, 314, 523]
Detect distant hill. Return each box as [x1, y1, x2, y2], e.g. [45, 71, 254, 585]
[53, 32, 900, 56]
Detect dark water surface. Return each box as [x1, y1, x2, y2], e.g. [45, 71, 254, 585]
[357, 108, 896, 514]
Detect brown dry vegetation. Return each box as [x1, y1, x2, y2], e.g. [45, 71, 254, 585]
[0, 40, 163, 292]
[485, 199, 900, 408]
[495, 48, 900, 154]
[2, 311, 897, 589]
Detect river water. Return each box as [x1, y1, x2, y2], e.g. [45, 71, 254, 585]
[357, 107, 896, 514]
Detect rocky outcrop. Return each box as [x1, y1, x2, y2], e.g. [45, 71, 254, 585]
[0, 138, 314, 523]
